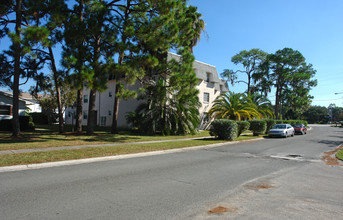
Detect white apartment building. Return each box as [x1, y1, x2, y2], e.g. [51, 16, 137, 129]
[65, 53, 228, 128]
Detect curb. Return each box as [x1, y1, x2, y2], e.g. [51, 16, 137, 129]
[0, 138, 264, 173]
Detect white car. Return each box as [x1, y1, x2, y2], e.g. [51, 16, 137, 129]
[268, 124, 295, 138]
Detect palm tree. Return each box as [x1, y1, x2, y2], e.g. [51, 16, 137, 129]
[186, 6, 206, 54]
[246, 92, 274, 119]
[208, 91, 261, 121]
[134, 77, 201, 135]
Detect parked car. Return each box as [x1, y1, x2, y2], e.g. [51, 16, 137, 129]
[268, 124, 295, 138]
[293, 124, 307, 135]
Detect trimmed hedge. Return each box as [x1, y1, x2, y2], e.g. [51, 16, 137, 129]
[275, 120, 308, 127]
[249, 120, 267, 136]
[237, 121, 250, 137]
[210, 119, 237, 140]
[29, 112, 49, 125]
[0, 116, 35, 131]
[265, 119, 276, 134]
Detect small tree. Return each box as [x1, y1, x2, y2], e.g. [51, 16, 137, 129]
[222, 49, 268, 94]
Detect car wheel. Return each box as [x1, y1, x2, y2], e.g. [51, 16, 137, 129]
[291, 132, 294, 137]
[284, 132, 288, 138]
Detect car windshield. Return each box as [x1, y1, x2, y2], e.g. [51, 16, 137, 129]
[293, 125, 302, 128]
[272, 125, 286, 129]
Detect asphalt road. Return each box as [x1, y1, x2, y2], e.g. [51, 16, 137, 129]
[0, 125, 342, 219]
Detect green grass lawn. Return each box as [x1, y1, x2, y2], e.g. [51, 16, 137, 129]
[0, 125, 212, 151]
[336, 149, 343, 161]
[0, 125, 263, 167]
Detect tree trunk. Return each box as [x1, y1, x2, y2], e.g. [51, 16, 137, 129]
[111, 1, 131, 134]
[75, 89, 83, 133]
[274, 85, 280, 120]
[86, 89, 96, 135]
[111, 83, 120, 134]
[74, 0, 85, 134]
[12, 0, 22, 137]
[87, 34, 101, 136]
[48, 47, 64, 134]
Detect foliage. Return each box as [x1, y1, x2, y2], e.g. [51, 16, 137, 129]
[328, 104, 343, 122]
[249, 120, 267, 136]
[208, 91, 261, 120]
[210, 119, 237, 140]
[336, 149, 343, 161]
[222, 48, 268, 93]
[29, 113, 49, 125]
[301, 105, 329, 124]
[0, 116, 34, 131]
[275, 120, 308, 127]
[246, 92, 274, 119]
[266, 48, 317, 119]
[131, 51, 201, 136]
[236, 121, 250, 137]
[265, 119, 276, 134]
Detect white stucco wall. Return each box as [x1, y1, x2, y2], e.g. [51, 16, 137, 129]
[65, 81, 143, 127]
[64, 53, 228, 128]
[0, 93, 26, 120]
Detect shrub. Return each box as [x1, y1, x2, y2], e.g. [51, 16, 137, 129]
[249, 120, 267, 136]
[0, 116, 35, 131]
[210, 119, 237, 140]
[29, 112, 49, 125]
[265, 119, 276, 134]
[236, 121, 250, 137]
[275, 120, 308, 127]
[0, 119, 12, 131]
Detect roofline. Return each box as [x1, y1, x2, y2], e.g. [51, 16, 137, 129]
[168, 52, 217, 68]
[0, 91, 35, 103]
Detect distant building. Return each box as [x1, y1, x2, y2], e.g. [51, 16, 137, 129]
[65, 53, 228, 128]
[0, 91, 27, 120]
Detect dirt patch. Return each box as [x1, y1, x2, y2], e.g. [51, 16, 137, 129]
[245, 182, 275, 190]
[322, 145, 343, 167]
[207, 206, 238, 214]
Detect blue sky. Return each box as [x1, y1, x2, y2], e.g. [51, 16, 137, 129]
[189, 0, 343, 107]
[1, 0, 342, 107]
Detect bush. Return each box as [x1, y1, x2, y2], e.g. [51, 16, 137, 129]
[29, 112, 49, 125]
[249, 120, 267, 136]
[265, 119, 276, 134]
[0, 116, 35, 131]
[210, 119, 237, 140]
[0, 119, 12, 131]
[236, 121, 250, 137]
[275, 120, 308, 127]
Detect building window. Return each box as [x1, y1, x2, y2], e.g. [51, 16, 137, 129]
[83, 111, 88, 120]
[100, 116, 106, 127]
[84, 95, 88, 103]
[206, 73, 211, 83]
[108, 111, 112, 116]
[203, 92, 210, 103]
[109, 92, 112, 97]
[0, 105, 11, 115]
